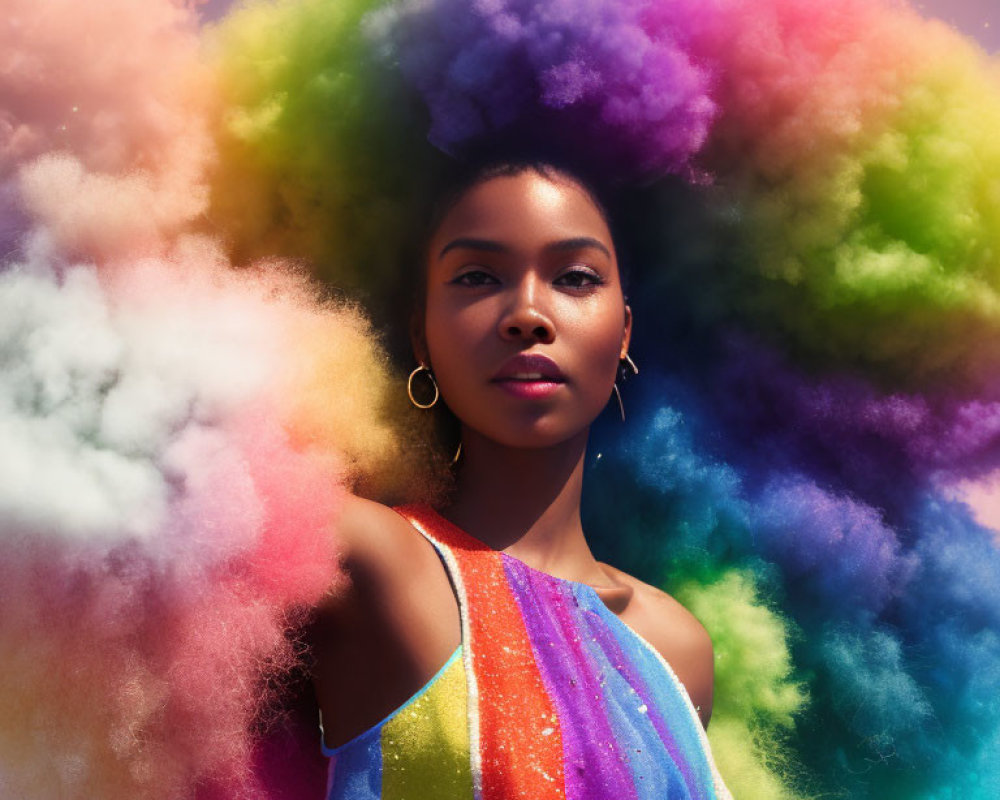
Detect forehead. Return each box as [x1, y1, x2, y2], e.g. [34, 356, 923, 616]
[430, 171, 614, 249]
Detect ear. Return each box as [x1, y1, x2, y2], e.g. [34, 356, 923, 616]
[620, 304, 633, 360]
[410, 308, 429, 367]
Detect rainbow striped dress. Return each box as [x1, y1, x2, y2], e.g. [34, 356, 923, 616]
[322, 504, 732, 800]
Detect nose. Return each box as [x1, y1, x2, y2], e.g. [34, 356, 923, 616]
[498, 275, 554, 344]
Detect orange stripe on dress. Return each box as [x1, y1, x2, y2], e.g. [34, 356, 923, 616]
[397, 505, 565, 800]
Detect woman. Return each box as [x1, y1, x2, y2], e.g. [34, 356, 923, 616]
[308, 158, 732, 799]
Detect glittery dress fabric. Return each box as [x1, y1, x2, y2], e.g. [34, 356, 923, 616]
[322, 504, 732, 800]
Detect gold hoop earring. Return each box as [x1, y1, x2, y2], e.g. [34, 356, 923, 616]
[451, 441, 463, 466]
[407, 365, 439, 409]
[621, 353, 639, 377]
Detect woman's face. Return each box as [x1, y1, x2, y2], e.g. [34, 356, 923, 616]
[418, 169, 631, 449]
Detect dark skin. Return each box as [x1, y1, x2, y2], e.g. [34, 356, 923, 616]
[310, 170, 715, 749]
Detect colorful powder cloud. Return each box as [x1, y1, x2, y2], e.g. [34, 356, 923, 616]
[687, 0, 1000, 392]
[0, 246, 342, 797]
[0, 1, 434, 796]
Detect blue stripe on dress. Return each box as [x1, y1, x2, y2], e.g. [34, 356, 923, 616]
[324, 725, 383, 800]
[573, 584, 716, 800]
[571, 583, 694, 799]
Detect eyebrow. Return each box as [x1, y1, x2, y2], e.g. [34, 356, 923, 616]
[548, 237, 612, 259]
[438, 237, 508, 258]
[437, 236, 612, 260]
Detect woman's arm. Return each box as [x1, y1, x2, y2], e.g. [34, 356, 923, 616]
[309, 495, 461, 748]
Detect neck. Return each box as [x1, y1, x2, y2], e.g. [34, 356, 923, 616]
[441, 427, 599, 582]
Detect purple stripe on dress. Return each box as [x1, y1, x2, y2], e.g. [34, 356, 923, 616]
[572, 585, 707, 800]
[502, 555, 639, 800]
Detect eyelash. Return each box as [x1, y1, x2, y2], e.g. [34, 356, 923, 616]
[555, 266, 604, 288]
[449, 269, 498, 287]
[449, 266, 605, 289]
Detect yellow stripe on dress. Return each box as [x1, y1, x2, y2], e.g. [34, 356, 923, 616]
[380, 648, 472, 798]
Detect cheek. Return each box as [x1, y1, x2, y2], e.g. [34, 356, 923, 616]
[423, 295, 490, 381]
[565, 299, 627, 375]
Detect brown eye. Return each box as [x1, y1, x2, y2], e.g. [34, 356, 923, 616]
[555, 267, 604, 289]
[450, 269, 500, 287]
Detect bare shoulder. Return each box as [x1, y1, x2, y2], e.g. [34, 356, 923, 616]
[315, 494, 459, 656]
[323, 495, 440, 607]
[335, 495, 425, 566]
[602, 564, 716, 728]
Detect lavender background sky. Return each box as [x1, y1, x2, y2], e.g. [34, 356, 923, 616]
[916, 0, 1000, 50]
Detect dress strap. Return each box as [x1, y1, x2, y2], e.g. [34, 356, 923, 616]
[393, 504, 567, 800]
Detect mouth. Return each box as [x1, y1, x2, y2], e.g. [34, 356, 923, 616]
[490, 354, 565, 398]
[497, 372, 563, 382]
[491, 353, 565, 381]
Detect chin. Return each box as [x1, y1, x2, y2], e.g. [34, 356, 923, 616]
[472, 415, 597, 451]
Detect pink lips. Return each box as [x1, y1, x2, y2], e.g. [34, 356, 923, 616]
[491, 353, 565, 399]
